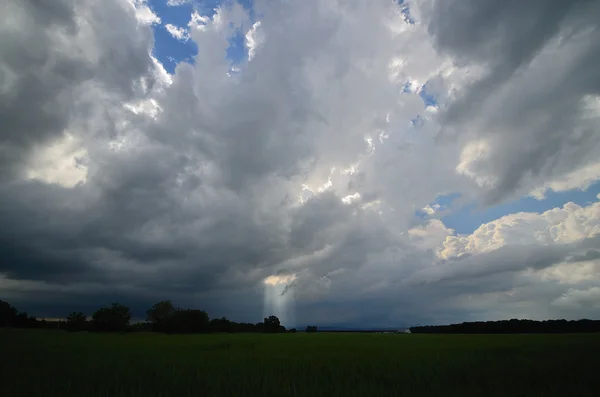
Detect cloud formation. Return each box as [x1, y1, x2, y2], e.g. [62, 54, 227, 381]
[165, 24, 190, 42]
[0, 0, 599, 326]
[423, 0, 600, 203]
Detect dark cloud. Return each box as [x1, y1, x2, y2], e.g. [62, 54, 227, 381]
[1, 0, 599, 327]
[428, 0, 591, 71]
[567, 249, 600, 263]
[425, 0, 600, 203]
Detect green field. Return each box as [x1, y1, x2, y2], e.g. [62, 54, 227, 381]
[1, 330, 599, 397]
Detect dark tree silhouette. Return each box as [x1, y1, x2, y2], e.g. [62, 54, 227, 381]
[209, 317, 233, 333]
[66, 312, 88, 332]
[0, 300, 19, 327]
[131, 322, 153, 332]
[264, 315, 280, 331]
[410, 319, 600, 334]
[164, 309, 210, 334]
[0, 300, 37, 328]
[4, 298, 298, 334]
[264, 315, 286, 333]
[91, 303, 131, 332]
[146, 300, 175, 332]
[143, 302, 289, 334]
[7, 297, 600, 335]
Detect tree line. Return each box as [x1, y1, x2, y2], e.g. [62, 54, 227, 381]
[5, 299, 600, 335]
[0, 300, 39, 328]
[1, 299, 320, 334]
[410, 319, 600, 334]
[143, 300, 289, 334]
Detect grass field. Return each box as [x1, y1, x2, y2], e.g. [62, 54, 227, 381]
[1, 330, 599, 397]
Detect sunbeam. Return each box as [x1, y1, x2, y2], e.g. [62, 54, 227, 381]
[263, 274, 297, 328]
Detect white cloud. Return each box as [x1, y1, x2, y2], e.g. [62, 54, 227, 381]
[151, 55, 173, 86]
[167, 0, 190, 6]
[552, 287, 600, 311]
[189, 10, 210, 28]
[530, 162, 600, 199]
[409, 219, 453, 251]
[341, 192, 361, 205]
[439, 201, 600, 259]
[124, 98, 162, 119]
[539, 260, 600, 285]
[25, 134, 88, 188]
[264, 274, 296, 286]
[245, 21, 263, 61]
[421, 203, 441, 216]
[129, 0, 161, 26]
[165, 24, 190, 41]
[456, 139, 496, 188]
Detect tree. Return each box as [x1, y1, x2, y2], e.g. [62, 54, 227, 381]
[264, 315, 286, 333]
[408, 319, 600, 334]
[130, 322, 153, 332]
[0, 300, 37, 328]
[91, 303, 131, 332]
[144, 302, 213, 334]
[146, 300, 175, 332]
[164, 309, 209, 334]
[209, 317, 233, 333]
[14, 311, 36, 328]
[66, 312, 87, 332]
[0, 300, 19, 327]
[305, 325, 318, 333]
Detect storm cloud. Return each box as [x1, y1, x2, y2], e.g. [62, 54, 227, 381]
[0, 0, 599, 326]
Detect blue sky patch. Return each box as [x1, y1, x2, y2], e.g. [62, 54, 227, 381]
[411, 115, 425, 128]
[441, 181, 600, 235]
[396, 0, 415, 25]
[148, 0, 197, 73]
[148, 0, 256, 73]
[415, 193, 460, 218]
[419, 82, 438, 108]
[226, 27, 247, 65]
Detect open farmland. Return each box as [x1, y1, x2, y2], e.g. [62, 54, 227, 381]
[1, 330, 599, 397]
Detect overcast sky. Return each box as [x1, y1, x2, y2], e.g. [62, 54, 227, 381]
[1, 0, 599, 328]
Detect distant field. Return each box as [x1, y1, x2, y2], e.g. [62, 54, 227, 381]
[1, 330, 599, 397]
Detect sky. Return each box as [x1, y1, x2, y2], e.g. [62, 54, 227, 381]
[1, 0, 600, 328]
